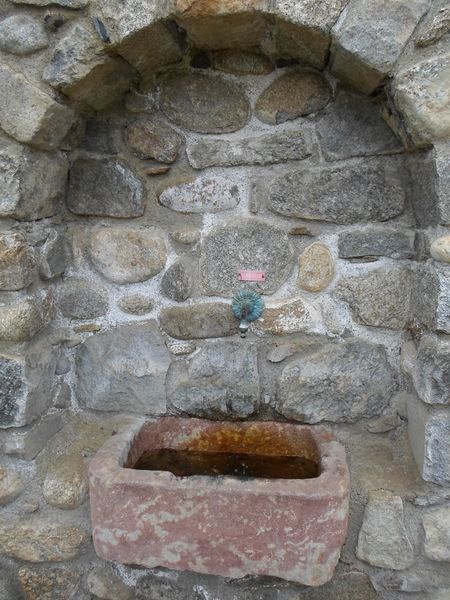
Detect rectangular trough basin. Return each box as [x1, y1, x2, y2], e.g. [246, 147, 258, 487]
[89, 417, 350, 586]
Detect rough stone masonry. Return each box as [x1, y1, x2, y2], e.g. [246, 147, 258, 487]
[0, 0, 449, 598]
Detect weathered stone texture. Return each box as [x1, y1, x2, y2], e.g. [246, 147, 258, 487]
[336, 267, 412, 329]
[278, 339, 395, 423]
[255, 70, 331, 124]
[356, 490, 414, 569]
[0, 338, 58, 429]
[18, 566, 81, 600]
[170, 227, 200, 245]
[274, 19, 330, 71]
[0, 467, 23, 506]
[160, 303, 235, 340]
[409, 144, 450, 226]
[159, 72, 250, 133]
[0, 519, 88, 562]
[412, 265, 450, 333]
[298, 242, 335, 292]
[39, 229, 70, 280]
[125, 117, 183, 162]
[338, 228, 415, 259]
[416, 5, 450, 47]
[167, 340, 259, 419]
[252, 297, 312, 335]
[118, 294, 153, 316]
[67, 156, 144, 218]
[159, 177, 240, 213]
[393, 54, 450, 145]
[411, 335, 450, 405]
[43, 22, 135, 111]
[0, 231, 35, 291]
[431, 235, 450, 263]
[317, 90, 402, 160]
[200, 219, 294, 295]
[161, 256, 193, 302]
[14, 0, 88, 5]
[211, 49, 274, 74]
[187, 131, 310, 169]
[2, 413, 63, 459]
[0, 64, 75, 150]
[57, 278, 109, 320]
[0, 14, 48, 55]
[89, 226, 167, 284]
[332, 0, 431, 93]
[0, 291, 54, 342]
[87, 565, 132, 600]
[269, 159, 406, 224]
[0, 138, 68, 220]
[76, 321, 170, 415]
[43, 454, 88, 509]
[423, 505, 450, 561]
[408, 393, 450, 485]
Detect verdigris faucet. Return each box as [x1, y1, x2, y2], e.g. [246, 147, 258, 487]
[232, 289, 264, 338]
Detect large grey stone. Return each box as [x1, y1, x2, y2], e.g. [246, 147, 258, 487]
[0, 232, 35, 291]
[409, 143, 450, 226]
[277, 339, 395, 423]
[160, 303, 235, 340]
[0, 64, 75, 150]
[269, 158, 406, 224]
[67, 156, 144, 218]
[0, 14, 48, 55]
[161, 256, 193, 302]
[2, 412, 63, 459]
[338, 228, 415, 259]
[393, 53, 450, 146]
[255, 70, 331, 125]
[0, 291, 54, 342]
[412, 264, 450, 333]
[331, 0, 431, 94]
[57, 278, 109, 320]
[167, 340, 259, 420]
[356, 490, 414, 569]
[76, 321, 170, 415]
[0, 518, 88, 562]
[317, 90, 402, 160]
[0, 336, 58, 429]
[88, 226, 167, 284]
[211, 49, 274, 75]
[407, 393, 450, 485]
[200, 218, 294, 295]
[0, 138, 68, 221]
[159, 72, 250, 133]
[43, 22, 135, 111]
[336, 266, 412, 329]
[39, 229, 70, 280]
[411, 335, 450, 405]
[423, 505, 450, 561]
[118, 294, 153, 316]
[159, 177, 240, 214]
[187, 131, 310, 169]
[125, 117, 183, 162]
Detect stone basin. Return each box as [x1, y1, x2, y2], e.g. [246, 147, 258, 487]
[89, 417, 350, 586]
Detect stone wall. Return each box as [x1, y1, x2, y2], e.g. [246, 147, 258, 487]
[0, 0, 449, 598]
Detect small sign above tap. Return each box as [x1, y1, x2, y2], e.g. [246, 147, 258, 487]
[238, 270, 266, 282]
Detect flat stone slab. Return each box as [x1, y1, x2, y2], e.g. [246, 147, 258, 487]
[89, 417, 349, 585]
[269, 158, 406, 224]
[187, 131, 310, 169]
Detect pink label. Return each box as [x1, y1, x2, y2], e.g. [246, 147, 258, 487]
[238, 270, 266, 282]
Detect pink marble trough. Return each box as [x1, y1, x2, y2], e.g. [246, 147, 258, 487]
[89, 417, 350, 586]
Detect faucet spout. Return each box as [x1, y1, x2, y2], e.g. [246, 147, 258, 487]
[232, 290, 264, 338]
